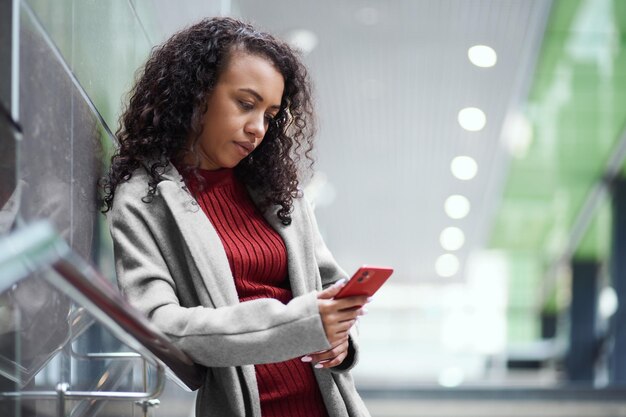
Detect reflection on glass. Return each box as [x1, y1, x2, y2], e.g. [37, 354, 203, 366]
[0, 275, 72, 387]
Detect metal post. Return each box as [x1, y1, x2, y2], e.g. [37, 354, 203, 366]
[565, 260, 599, 382]
[56, 383, 69, 417]
[610, 177, 626, 384]
[0, 0, 13, 112]
[135, 358, 160, 417]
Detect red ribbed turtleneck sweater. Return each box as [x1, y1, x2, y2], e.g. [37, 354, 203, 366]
[182, 168, 329, 417]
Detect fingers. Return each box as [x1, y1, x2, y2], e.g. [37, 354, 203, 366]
[317, 279, 347, 300]
[318, 296, 370, 313]
[326, 321, 356, 345]
[302, 338, 350, 369]
[317, 291, 370, 348]
[318, 301, 365, 322]
[317, 302, 365, 345]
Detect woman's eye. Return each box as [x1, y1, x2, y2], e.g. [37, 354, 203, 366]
[264, 114, 276, 123]
[238, 101, 253, 110]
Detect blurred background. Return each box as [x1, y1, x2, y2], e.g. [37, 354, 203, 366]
[1, 0, 626, 416]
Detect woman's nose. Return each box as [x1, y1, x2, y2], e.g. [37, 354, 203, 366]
[245, 114, 266, 139]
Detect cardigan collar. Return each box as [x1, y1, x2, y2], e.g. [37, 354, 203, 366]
[156, 163, 315, 305]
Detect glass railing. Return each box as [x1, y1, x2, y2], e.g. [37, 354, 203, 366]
[0, 221, 204, 417]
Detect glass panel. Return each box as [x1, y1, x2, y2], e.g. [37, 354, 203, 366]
[0, 220, 203, 416]
[0, 270, 148, 417]
[0, 274, 72, 387]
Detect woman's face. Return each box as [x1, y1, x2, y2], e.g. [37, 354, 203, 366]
[189, 51, 285, 170]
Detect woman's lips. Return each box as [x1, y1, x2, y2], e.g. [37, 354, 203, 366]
[234, 141, 255, 156]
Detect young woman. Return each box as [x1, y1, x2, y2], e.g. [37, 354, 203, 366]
[102, 17, 371, 417]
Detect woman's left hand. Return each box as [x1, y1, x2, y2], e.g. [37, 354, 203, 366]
[302, 337, 350, 369]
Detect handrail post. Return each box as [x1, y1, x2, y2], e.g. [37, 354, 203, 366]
[135, 398, 161, 417]
[56, 382, 69, 417]
[143, 357, 148, 417]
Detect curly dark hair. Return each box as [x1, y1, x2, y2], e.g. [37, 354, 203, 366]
[100, 17, 316, 225]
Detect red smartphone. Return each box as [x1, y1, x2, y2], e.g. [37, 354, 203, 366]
[334, 265, 394, 299]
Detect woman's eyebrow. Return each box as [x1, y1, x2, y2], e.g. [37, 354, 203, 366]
[238, 88, 281, 110]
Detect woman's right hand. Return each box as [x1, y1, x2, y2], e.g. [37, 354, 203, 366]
[316, 281, 369, 347]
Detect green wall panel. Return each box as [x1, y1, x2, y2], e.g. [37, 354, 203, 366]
[491, 0, 626, 259]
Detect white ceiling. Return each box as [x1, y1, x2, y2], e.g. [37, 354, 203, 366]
[155, 0, 553, 284]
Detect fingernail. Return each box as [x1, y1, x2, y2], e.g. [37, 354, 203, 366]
[314, 363, 324, 369]
[360, 307, 369, 316]
[334, 278, 347, 287]
[301, 356, 312, 362]
[366, 296, 374, 303]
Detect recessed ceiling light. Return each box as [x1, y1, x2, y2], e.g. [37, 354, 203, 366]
[444, 195, 471, 219]
[284, 29, 318, 56]
[435, 254, 460, 277]
[458, 107, 486, 132]
[468, 45, 497, 68]
[451, 156, 478, 180]
[440, 227, 465, 251]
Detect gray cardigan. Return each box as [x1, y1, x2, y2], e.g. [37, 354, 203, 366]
[108, 164, 371, 417]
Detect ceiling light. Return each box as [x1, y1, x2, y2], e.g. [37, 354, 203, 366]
[440, 227, 465, 251]
[444, 195, 471, 219]
[458, 107, 486, 132]
[468, 45, 497, 68]
[284, 29, 318, 56]
[451, 156, 478, 180]
[435, 254, 460, 277]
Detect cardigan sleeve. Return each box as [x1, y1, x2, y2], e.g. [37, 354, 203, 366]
[108, 185, 331, 368]
[301, 196, 361, 373]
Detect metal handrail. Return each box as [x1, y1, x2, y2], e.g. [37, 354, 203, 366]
[0, 363, 164, 401]
[2, 359, 162, 417]
[70, 351, 143, 360]
[0, 221, 205, 392]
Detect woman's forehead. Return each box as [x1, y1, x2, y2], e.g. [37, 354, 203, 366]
[218, 52, 285, 104]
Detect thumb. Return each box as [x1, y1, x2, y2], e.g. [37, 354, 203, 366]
[317, 278, 347, 300]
